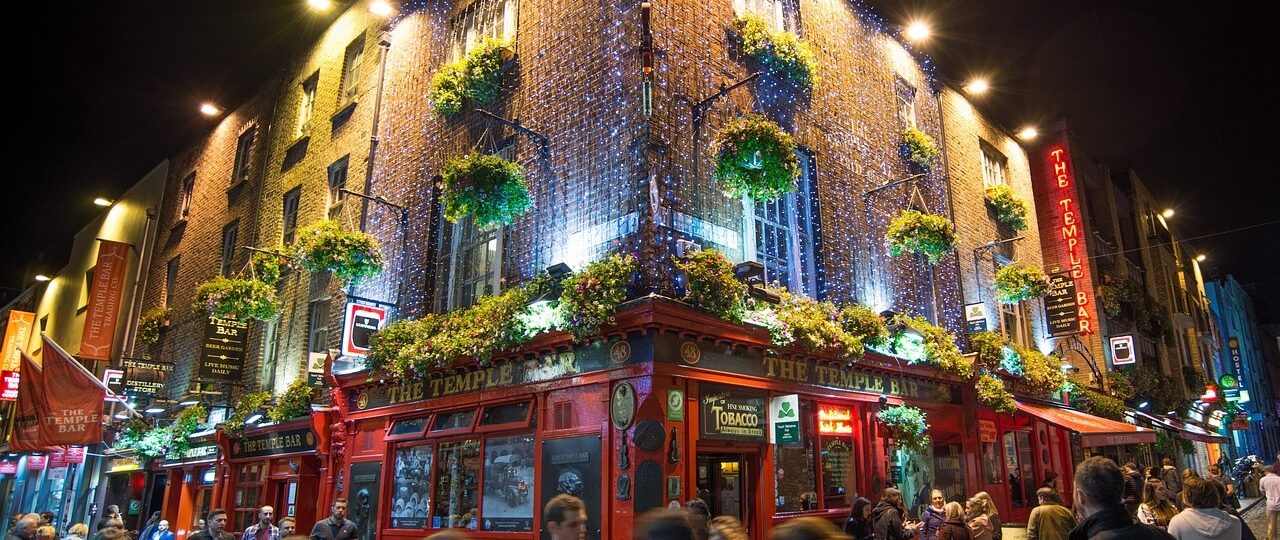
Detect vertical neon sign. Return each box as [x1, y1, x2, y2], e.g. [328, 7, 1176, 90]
[1047, 146, 1094, 336]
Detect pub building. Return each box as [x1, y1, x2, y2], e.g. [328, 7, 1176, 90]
[210, 411, 333, 533]
[156, 436, 221, 537]
[328, 298, 1154, 538]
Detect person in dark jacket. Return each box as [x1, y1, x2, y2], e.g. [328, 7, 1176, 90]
[873, 488, 921, 540]
[846, 497, 875, 540]
[936, 503, 971, 540]
[1124, 463, 1144, 518]
[921, 490, 948, 540]
[1211, 480, 1256, 540]
[1161, 458, 1183, 505]
[1068, 457, 1174, 540]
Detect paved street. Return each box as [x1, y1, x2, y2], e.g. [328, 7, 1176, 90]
[1243, 501, 1270, 540]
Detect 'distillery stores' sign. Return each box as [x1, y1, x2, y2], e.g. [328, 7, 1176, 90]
[199, 317, 248, 381]
[232, 427, 317, 459]
[700, 384, 766, 441]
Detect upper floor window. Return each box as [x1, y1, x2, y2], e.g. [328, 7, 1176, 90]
[232, 127, 256, 186]
[895, 77, 917, 128]
[164, 256, 180, 308]
[340, 35, 365, 103]
[179, 173, 196, 219]
[327, 156, 349, 219]
[282, 187, 301, 245]
[733, 0, 800, 32]
[999, 296, 1033, 348]
[297, 72, 319, 137]
[742, 147, 822, 298]
[221, 221, 239, 277]
[980, 142, 1007, 189]
[435, 139, 514, 311]
[308, 300, 330, 353]
[446, 0, 519, 62]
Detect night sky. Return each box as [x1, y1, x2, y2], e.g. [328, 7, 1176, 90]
[6, 1, 1279, 320]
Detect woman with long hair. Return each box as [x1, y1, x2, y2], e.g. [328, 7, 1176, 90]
[935, 503, 971, 540]
[873, 488, 921, 540]
[972, 492, 1001, 540]
[920, 490, 947, 540]
[1138, 479, 1179, 530]
[844, 497, 875, 540]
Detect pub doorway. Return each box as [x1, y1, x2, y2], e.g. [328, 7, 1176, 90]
[695, 453, 754, 534]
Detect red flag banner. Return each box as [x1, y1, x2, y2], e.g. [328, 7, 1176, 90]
[80, 239, 131, 361]
[39, 336, 105, 445]
[9, 352, 54, 452]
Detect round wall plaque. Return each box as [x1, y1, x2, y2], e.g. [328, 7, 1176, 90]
[611, 382, 637, 430]
[633, 419, 665, 452]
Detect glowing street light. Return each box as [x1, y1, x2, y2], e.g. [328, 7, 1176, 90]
[94, 197, 113, 207]
[904, 21, 930, 42]
[35, 274, 52, 282]
[199, 102, 222, 116]
[308, 0, 332, 11]
[1161, 208, 1175, 219]
[1017, 127, 1038, 140]
[369, 0, 394, 16]
[1196, 254, 1207, 262]
[965, 79, 989, 94]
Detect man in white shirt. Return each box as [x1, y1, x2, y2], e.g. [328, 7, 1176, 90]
[1260, 465, 1280, 540]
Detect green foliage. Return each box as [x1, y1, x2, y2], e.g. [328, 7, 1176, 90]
[877, 405, 931, 452]
[1070, 386, 1125, 421]
[117, 405, 207, 459]
[1108, 369, 1136, 401]
[559, 254, 636, 339]
[712, 114, 800, 201]
[270, 378, 316, 423]
[295, 220, 385, 285]
[984, 184, 1030, 231]
[735, 14, 819, 88]
[994, 262, 1049, 304]
[1016, 346, 1066, 395]
[1182, 365, 1207, 394]
[223, 391, 271, 433]
[137, 307, 171, 346]
[1154, 430, 1176, 458]
[441, 153, 533, 227]
[976, 373, 1017, 413]
[892, 314, 972, 378]
[1097, 278, 1173, 345]
[250, 249, 291, 286]
[839, 304, 890, 353]
[674, 249, 747, 322]
[969, 331, 1005, 372]
[194, 276, 281, 321]
[1131, 365, 1191, 413]
[885, 210, 955, 265]
[901, 127, 940, 170]
[430, 36, 511, 116]
[739, 287, 885, 359]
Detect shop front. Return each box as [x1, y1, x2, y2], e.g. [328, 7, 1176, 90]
[220, 414, 330, 535]
[1129, 411, 1230, 472]
[102, 454, 148, 530]
[157, 437, 220, 539]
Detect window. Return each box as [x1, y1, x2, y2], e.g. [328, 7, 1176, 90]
[341, 35, 365, 102]
[479, 434, 535, 531]
[742, 147, 821, 297]
[308, 300, 330, 354]
[164, 256, 180, 308]
[327, 156, 349, 218]
[83, 267, 96, 308]
[434, 439, 480, 529]
[234, 463, 265, 531]
[446, 0, 519, 62]
[221, 221, 239, 277]
[390, 444, 433, 528]
[999, 299, 1033, 349]
[980, 143, 1007, 189]
[387, 416, 432, 440]
[895, 77, 917, 128]
[260, 320, 279, 390]
[231, 128, 256, 186]
[479, 401, 532, 428]
[437, 142, 511, 311]
[297, 73, 318, 137]
[179, 173, 196, 219]
[774, 400, 818, 513]
[432, 410, 476, 432]
[733, 0, 800, 32]
[282, 187, 301, 245]
[1003, 430, 1036, 508]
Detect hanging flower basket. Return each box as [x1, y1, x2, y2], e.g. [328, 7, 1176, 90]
[294, 220, 385, 285]
[673, 249, 747, 322]
[984, 184, 1029, 231]
[976, 373, 1017, 413]
[734, 14, 819, 89]
[889, 314, 973, 378]
[993, 262, 1049, 304]
[250, 249, 291, 286]
[877, 404, 931, 452]
[559, 253, 637, 339]
[1016, 345, 1065, 395]
[885, 210, 955, 264]
[900, 126, 940, 170]
[430, 36, 512, 116]
[269, 378, 317, 423]
[441, 152, 532, 227]
[136, 307, 171, 346]
[712, 114, 800, 201]
[223, 391, 271, 433]
[194, 276, 281, 321]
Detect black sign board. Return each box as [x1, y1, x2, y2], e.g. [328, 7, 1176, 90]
[1044, 273, 1079, 337]
[161, 440, 219, 467]
[232, 426, 317, 459]
[199, 317, 249, 381]
[348, 462, 381, 540]
[540, 436, 601, 540]
[699, 384, 766, 442]
[122, 358, 172, 397]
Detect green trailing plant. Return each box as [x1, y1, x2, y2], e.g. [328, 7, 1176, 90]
[559, 253, 637, 339]
[118, 405, 207, 459]
[270, 378, 317, 423]
[111, 418, 151, 450]
[1179, 438, 1195, 454]
[772, 290, 862, 358]
[441, 153, 533, 227]
[734, 14, 819, 88]
[712, 114, 800, 201]
[877, 405, 931, 452]
[194, 276, 281, 321]
[969, 331, 1005, 372]
[901, 126, 940, 170]
[1096, 278, 1174, 346]
[1070, 386, 1125, 421]
[1182, 365, 1207, 395]
[136, 307, 171, 346]
[294, 220, 385, 285]
[976, 373, 1017, 413]
[1107, 369, 1136, 401]
[1016, 346, 1066, 395]
[888, 314, 972, 378]
[994, 262, 1049, 304]
[885, 210, 956, 265]
[674, 249, 747, 322]
[984, 184, 1030, 231]
[223, 391, 271, 433]
[1154, 430, 1176, 458]
[429, 36, 511, 116]
[250, 249, 291, 286]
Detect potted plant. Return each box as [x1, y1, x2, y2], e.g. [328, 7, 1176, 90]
[876, 404, 931, 452]
[993, 262, 1049, 304]
[984, 184, 1029, 231]
[734, 13, 819, 88]
[712, 114, 800, 201]
[295, 220, 385, 285]
[136, 307, 171, 347]
[885, 209, 955, 264]
[976, 373, 1016, 413]
[440, 152, 533, 227]
[430, 36, 513, 116]
[900, 126, 940, 170]
[269, 378, 317, 422]
[194, 276, 281, 321]
[673, 248, 746, 322]
[250, 249, 292, 286]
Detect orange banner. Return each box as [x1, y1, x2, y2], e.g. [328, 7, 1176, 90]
[80, 240, 131, 361]
[1, 310, 35, 372]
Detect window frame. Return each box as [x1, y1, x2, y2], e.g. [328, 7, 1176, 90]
[282, 186, 301, 245]
[231, 127, 256, 187]
[327, 156, 350, 218]
[445, 0, 520, 63]
[179, 172, 196, 220]
[385, 414, 434, 442]
[428, 408, 481, 438]
[297, 72, 319, 137]
[732, 0, 800, 33]
[980, 141, 1008, 189]
[741, 146, 821, 298]
[164, 256, 180, 308]
[895, 76, 917, 128]
[221, 221, 239, 277]
[474, 400, 535, 434]
[307, 299, 330, 354]
[340, 35, 366, 103]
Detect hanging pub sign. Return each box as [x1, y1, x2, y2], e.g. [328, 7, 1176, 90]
[121, 358, 171, 397]
[342, 301, 387, 358]
[1219, 373, 1240, 400]
[161, 440, 219, 466]
[64, 446, 86, 464]
[964, 303, 989, 333]
[307, 352, 328, 388]
[232, 426, 318, 459]
[817, 405, 854, 435]
[1044, 273, 1079, 337]
[198, 317, 248, 381]
[770, 394, 800, 443]
[1109, 335, 1135, 366]
[27, 454, 47, 470]
[80, 240, 131, 361]
[699, 384, 765, 442]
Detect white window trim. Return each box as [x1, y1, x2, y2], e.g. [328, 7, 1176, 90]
[446, 219, 504, 310]
[739, 149, 818, 296]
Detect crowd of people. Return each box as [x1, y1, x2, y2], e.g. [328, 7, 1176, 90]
[7, 457, 1279, 540]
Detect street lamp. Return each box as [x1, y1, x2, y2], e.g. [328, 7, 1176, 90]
[94, 197, 113, 207]
[34, 274, 52, 282]
[1161, 208, 1175, 219]
[1195, 254, 1207, 262]
[904, 21, 930, 42]
[307, 0, 331, 11]
[1017, 127, 1038, 140]
[369, 0, 394, 16]
[199, 102, 222, 117]
[965, 79, 989, 95]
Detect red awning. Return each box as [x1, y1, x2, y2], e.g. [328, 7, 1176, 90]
[1016, 401, 1156, 448]
[1130, 411, 1230, 444]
